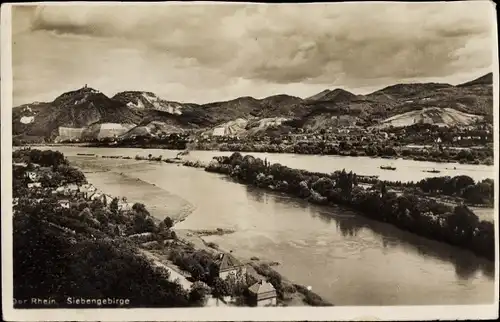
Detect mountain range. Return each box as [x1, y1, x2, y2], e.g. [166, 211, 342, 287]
[12, 73, 493, 142]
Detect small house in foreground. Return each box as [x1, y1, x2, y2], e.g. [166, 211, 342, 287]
[248, 280, 277, 307]
[59, 200, 70, 209]
[26, 171, 39, 182]
[214, 252, 246, 279]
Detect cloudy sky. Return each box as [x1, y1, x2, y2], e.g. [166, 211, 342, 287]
[11, 2, 495, 106]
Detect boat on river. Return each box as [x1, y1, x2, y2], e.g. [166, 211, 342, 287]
[165, 158, 184, 164]
[380, 165, 396, 171]
[424, 169, 441, 174]
[177, 150, 190, 157]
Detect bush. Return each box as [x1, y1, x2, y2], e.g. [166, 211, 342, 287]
[189, 281, 210, 306]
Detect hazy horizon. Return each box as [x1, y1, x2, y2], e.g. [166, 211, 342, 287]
[11, 2, 496, 106]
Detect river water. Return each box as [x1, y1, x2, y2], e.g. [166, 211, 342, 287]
[34, 146, 496, 305]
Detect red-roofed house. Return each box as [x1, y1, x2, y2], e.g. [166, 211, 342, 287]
[248, 280, 277, 307]
[214, 252, 246, 279]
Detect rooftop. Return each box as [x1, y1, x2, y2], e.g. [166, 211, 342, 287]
[214, 252, 243, 271]
[248, 280, 276, 295]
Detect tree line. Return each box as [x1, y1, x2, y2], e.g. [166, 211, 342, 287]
[205, 152, 495, 261]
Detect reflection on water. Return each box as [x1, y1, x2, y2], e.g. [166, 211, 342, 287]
[34, 146, 495, 305]
[336, 218, 362, 238]
[243, 184, 495, 282]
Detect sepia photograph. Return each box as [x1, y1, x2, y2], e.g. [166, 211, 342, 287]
[1, 1, 498, 321]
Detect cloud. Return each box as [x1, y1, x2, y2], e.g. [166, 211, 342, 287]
[11, 2, 495, 105]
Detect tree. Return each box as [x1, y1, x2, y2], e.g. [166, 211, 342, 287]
[381, 182, 387, 198]
[189, 281, 210, 306]
[225, 271, 247, 296]
[163, 216, 174, 229]
[55, 164, 86, 185]
[95, 209, 109, 225]
[452, 175, 475, 193]
[132, 203, 150, 216]
[110, 198, 119, 214]
[132, 213, 156, 234]
[446, 205, 479, 242]
[212, 277, 229, 298]
[189, 262, 206, 281]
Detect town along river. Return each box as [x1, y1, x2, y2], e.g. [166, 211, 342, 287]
[37, 146, 495, 306]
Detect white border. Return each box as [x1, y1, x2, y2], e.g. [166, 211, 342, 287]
[1, 1, 499, 321]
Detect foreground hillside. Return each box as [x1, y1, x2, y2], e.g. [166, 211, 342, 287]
[12, 149, 192, 308]
[12, 72, 493, 143]
[13, 149, 330, 307]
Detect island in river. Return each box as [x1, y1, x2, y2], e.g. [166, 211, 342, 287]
[27, 145, 495, 306]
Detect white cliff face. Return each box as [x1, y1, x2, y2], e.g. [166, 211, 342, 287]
[141, 93, 183, 115]
[127, 99, 145, 109]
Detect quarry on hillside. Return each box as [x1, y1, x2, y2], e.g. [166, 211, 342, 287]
[203, 118, 249, 137]
[375, 107, 483, 128]
[120, 121, 185, 139]
[56, 123, 136, 142]
[117, 91, 184, 115]
[201, 117, 292, 137]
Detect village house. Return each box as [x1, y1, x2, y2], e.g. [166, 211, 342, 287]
[89, 192, 103, 201]
[79, 183, 97, 198]
[27, 182, 42, 189]
[59, 200, 70, 209]
[81, 183, 97, 193]
[118, 199, 133, 212]
[63, 184, 80, 196]
[214, 252, 247, 279]
[53, 186, 65, 195]
[26, 171, 39, 182]
[248, 280, 278, 307]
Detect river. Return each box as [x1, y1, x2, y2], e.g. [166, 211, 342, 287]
[33, 146, 496, 306]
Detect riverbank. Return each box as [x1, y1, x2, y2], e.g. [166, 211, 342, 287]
[62, 150, 332, 306]
[171, 229, 331, 306]
[68, 140, 494, 166]
[200, 153, 495, 261]
[68, 150, 495, 262]
[13, 148, 331, 307]
[62, 148, 495, 226]
[76, 150, 494, 209]
[17, 147, 495, 305]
